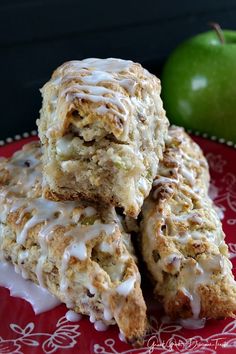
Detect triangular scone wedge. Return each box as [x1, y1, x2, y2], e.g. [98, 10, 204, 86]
[0, 142, 147, 344]
[141, 126, 236, 321]
[37, 58, 169, 217]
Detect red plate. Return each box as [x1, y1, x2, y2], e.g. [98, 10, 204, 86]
[1, 135, 236, 354]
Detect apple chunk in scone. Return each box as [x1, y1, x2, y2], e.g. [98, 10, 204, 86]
[37, 58, 168, 217]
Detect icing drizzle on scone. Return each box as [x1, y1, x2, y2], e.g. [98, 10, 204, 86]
[40, 58, 160, 141]
[0, 142, 143, 332]
[141, 126, 236, 325]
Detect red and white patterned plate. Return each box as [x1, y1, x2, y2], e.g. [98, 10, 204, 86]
[1, 134, 236, 354]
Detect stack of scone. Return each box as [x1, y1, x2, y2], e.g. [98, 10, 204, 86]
[0, 58, 236, 346]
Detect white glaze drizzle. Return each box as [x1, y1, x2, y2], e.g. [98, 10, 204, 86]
[65, 310, 82, 322]
[60, 223, 116, 302]
[161, 315, 206, 330]
[118, 330, 127, 343]
[103, 307, 113, 321]
[208, 184, 219, 200]
[69, 58, 133, 73]
[144, 127, 229, 326]
[0, 143, 42, 200]
[94, 320, 108, 332]
[64, 223, 116, 261]
[0, 194, 87, 298]
[213, 205, 225, 220]
[35, 256, 47, 287]
[171, 213, 203, 224]
[65, 84, 128, 114]
[180, 165, 195, 186]
[89, 313, 96, 323]
[12, 198, 77, 245]
[179, 255, 225, 321]
[0, 261, 60, 314]
[0, 142, 139, 329]
[179, 317, 206, 330]
[45, 58, 148, 141]
[152, 176, 178, 199]
[99, 241, 115, 254]
[153, 176, 178, 187]
[116, 276, 136, 297]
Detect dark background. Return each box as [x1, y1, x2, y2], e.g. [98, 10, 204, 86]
[1, 0, 236, 140]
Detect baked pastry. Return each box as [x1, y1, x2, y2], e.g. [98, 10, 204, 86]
[0, 142, 147, 344]
[37, 58, 169, 217]
[141, 126, 236, 321]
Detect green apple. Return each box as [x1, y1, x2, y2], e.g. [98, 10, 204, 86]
[161, 27, 236, 143]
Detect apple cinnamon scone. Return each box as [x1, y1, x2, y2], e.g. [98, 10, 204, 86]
[37, 58, 169, 217]
[141, 126, 236, 321]
[0, 142, 147, 344]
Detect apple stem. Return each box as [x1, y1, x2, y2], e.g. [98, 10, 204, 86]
[209, 22, 225, 44]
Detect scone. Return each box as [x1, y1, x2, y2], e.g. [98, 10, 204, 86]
[37, 58, 169, 217]
[0, 142, 147, 344]
[141, 126, 236, 321]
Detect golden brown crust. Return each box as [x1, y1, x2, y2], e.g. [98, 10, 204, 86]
[39, 59, 163, 140]
[141, 126, 236, 320]
[43, 187, 138, 218]
[37, 58, 169, 216]
[0, 142, 147, 344]
[110, 283, 147, 346]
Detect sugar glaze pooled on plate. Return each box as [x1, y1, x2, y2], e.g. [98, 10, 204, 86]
[0, 261, 60, 314]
